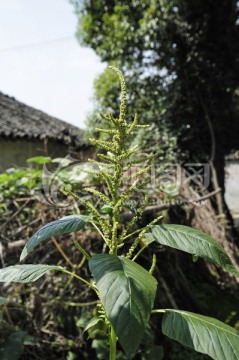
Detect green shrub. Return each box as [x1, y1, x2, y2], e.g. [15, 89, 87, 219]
[0, 67, 238, 360]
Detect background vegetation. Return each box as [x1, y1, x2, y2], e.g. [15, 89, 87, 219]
[1, 1, 239, 358]
[72, 0, 239, 214]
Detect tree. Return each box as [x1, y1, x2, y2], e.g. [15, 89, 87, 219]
[72, 0, 239, 215]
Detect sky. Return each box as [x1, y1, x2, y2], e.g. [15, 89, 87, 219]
[0, 0, 105, 128]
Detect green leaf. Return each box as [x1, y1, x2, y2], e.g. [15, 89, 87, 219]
[83, 317, 104, 333]
[144, 233, 155, 246]
[101, 204, 113, 214]
[0, 264, 64, 283]
[20, 215, 88, 261]
[162, 309, 239, 360]
[89, 254, 157, 359]
[1, 331, 27, 360]
[150, 224, 239, 277]
[27, 156, 52, 164]
[124, 203, 138, 217]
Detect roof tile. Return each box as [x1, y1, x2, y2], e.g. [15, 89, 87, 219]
[0, 92, 88, 149]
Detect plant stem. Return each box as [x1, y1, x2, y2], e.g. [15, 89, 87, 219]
[52, 237, 75, 267]
[60, 300, 98, 307]
[61, 268, 96, 291]
[109, 324, 117, 360]
[132, 245, 148, 261]
[73, 239, 91, 261]
[151, 309, 166, 314]
[91, 221, 109, 245]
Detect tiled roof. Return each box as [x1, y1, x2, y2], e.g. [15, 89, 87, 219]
[0, 92, 88, 149]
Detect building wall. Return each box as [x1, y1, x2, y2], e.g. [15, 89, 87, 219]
[225, 160, 239, 217]
[0, 138, 91, 171]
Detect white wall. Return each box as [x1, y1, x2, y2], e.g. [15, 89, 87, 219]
[225, 161, 239, 216]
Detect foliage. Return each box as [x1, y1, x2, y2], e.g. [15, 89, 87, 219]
[20, 215, 89, 261]
[0, 160, 98, 359]
[85, 64, 180, 164]
[0, 297, 37, 360]
[72, 0, 239, 193]
[162, 310, 239, 360]
[146, 225, 239, 277]
[0, 167, 42, 202]
[0, 331, 35, 360]
[0, 68, 239, 359]
[0, 157, 98, 215]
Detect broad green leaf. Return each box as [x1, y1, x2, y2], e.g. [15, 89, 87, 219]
[0, 264, 64, 283]
[89, 254, 157, 359]
[162, 309, 239, 360]
[149, 225, 239, 277]
[20, 215, 89, 261]
[0, 331, 27, 360]
[144, 233, 155, 246]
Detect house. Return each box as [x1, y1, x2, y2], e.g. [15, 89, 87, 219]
[0, 92, 91, 171]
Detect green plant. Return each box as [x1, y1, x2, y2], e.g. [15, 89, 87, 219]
[0, 297, 37, 360]
[0, 167, 42, 201]
[0, 67, 239, 360]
